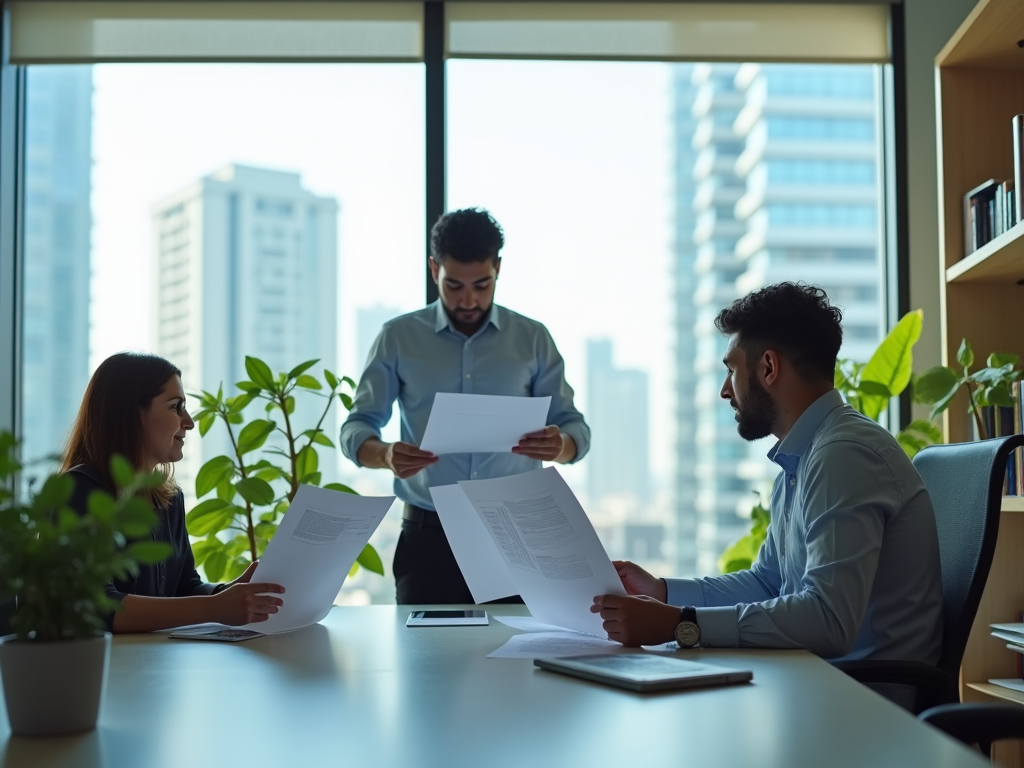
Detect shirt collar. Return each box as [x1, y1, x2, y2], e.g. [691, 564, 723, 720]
[432, 300, 503, 334]
[767, 388, 845, 470]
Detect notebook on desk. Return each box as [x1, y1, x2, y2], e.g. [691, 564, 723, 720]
[534, 654, 753, 692]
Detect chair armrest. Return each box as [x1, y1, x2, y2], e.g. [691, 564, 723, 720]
[919, 703, 1024, 756]
[832, 660, 958, 712]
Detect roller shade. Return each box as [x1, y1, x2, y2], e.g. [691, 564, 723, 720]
[446, 3, 890, 63]
[10, 2, 424, 63]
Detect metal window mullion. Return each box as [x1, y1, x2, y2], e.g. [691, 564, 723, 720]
[424, 0, 443, 305]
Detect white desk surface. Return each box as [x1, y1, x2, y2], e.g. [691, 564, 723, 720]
[0, 605, 988, 768]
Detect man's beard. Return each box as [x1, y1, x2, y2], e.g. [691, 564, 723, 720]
[444, 303, 488, 331]
[734, 373, 777, 441]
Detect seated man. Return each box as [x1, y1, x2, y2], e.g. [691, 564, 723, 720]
[593, 283, 943, 667]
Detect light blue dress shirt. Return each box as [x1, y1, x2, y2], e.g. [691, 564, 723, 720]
[666, 389, 943, 664]
[340, 301, 591, 511]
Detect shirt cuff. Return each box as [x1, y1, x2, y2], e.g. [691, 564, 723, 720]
[339, 421, 380, 466]
[694, 606, 740, 648]
[664, 577, 706, 607]
[558, 422, 590, 463]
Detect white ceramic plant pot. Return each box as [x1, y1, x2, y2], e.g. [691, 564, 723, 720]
[0, 632, 111, 736]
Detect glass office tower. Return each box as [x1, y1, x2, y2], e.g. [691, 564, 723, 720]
[674, 64, 883, 576]
[21, 67, 93, 483]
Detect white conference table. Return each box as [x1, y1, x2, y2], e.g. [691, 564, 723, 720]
[0, 605, 989, 768]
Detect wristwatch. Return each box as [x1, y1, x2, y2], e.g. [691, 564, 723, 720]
[675, 606, 700, 648]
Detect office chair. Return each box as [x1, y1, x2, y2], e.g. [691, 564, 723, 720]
[919, 702, 1024, 758]
[833, 434, 1024, 714]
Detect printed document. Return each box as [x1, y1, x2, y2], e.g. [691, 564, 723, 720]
[243, 485, 395, 633]
[419, 393, 551, 454]
[457, 467, 625, 636]
[429, 484, 518, 603]
[487, 631, 622, 659]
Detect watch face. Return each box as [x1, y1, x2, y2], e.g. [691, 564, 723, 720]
[675, 621, 700, 647]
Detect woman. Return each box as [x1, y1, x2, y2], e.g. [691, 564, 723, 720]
[62, 352, 285, 633]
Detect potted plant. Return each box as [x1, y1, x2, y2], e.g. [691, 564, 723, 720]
[187, 356, 383, 582]
[0, 432, 170, 736]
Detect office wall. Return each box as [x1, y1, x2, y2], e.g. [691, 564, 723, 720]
[904, 0, 979, 374]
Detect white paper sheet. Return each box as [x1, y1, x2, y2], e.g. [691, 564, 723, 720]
[457, 467, 625, 636]
[243, 485, 395, 633]
[493, 615, 574, 633]
[419, 393, 551, 454]
[990, 678, 1024, 693]
[429, 484, 518, 603]
[487, 631, 622, 659]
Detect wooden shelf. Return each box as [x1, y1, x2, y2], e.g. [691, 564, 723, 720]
[947, 224, 1024, 284]
[1004, 497, 1024, 513]
[967, 682, 1024, 705]
[937, 0, 1024, 69]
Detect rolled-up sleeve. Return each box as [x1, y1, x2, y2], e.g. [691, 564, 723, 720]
[532, 327, 590, 462]
[340, 326, 400, 466]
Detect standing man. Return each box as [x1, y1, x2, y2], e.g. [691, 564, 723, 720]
[340, 208, 590, 604]
[592, 283, 942, 673]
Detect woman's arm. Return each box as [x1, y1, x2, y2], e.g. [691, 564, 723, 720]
[111, 579, 285, 633]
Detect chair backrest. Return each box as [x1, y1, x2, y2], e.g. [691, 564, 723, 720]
[912, 434, 1024, 678]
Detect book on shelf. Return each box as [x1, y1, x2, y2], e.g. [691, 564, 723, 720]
[991, 623, 1024, 680]
[962, 178, 1018, 257]
[972, 382, 1024, 496]
[1014, 114, 1024, 226]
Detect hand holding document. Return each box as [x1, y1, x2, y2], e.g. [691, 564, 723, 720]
[242, 485, 395, 633]
[419, 393, 551, 455]
[432, 467, 625, 636]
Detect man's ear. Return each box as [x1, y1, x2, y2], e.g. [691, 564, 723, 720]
[429, 256, 440, 284]
[762, 349, 782, 387]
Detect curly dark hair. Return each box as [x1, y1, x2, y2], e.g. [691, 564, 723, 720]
[714, 282, 843, 383]
[430, 208, 504, 264]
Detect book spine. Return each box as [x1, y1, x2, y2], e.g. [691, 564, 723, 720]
[1015, 115, 1024, 226]
[1017, 381, 1024, 496]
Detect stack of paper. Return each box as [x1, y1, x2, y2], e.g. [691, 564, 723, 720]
[988, 623, 1024, 693]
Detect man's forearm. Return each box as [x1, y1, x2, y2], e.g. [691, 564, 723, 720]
[356, 437, 390, 469]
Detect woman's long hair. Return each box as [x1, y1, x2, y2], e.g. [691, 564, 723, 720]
[61, 352, 182, 506]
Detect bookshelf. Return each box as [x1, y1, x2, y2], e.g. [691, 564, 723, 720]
[936, 0, 1024, 763]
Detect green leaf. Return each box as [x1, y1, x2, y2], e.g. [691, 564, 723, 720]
[912, 366, 960, 405]
[245, 356, 276, 391]
[235, 477, 276, 506]
[259, 511, 279, 523]
[186, 498, 235, 536]
[324, 482, 359, 495]
[988, 352, 1020, 369]
[87, 490, 115, 522]
[896, 431, 928, 459]
[303, 429, 335, 448]
[987, 382, 1013, 407]
[110, 455, 134, 489]
[236, 419, 276, 455]
[197, 412, 217, 437]
[342, 376, 356, 389]
[856, 380, 891, 399]
[956, 338, 974, 370]
[904, 419, 943, 444]
[858, 308, 922, 418]
[235, 380, 262, 394]
[223, 556, 251, 582]
[195, 456, 236, 498]
[339, 392, 353, 411]
[930, 382, 962, 421]
[285, 396, 295, 415]
[295, 375, 322, 390]
[255, 521, 277, 540]
[190, 536, 222, 566]
[204, 551, 229, 582]
[227, 392, 257, 413]
[127, 540, 173, 565]
[296, 445, 318, 484]
[288, 359, 320, 379]
[216, 479, 236, 503]
[356, 544, 384, 575]
[225, 534, 250, 557]
[324, 370, 338, 390]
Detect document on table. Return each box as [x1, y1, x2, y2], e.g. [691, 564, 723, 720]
[429, 484, 518, 604]
[243, 485, 395, 633]
[456, 467, 625, 636]
[487, 631, 622, 659]
[419, 393, 551, 455]
[493, 615, 572, 633]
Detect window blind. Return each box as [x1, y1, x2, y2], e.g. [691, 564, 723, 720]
[10, 2, 424, 63]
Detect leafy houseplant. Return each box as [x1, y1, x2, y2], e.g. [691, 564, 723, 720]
[718, 309, 941, 573]
[0, 431, 171, 735]
[913, 340, 1021, 440]
[188, 356, 383, 583]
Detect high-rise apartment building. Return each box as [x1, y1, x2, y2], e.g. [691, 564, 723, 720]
[586, 338, 650, 506]
[21, 67, 92, 477]
[153, 165, 339, 495]
[674, 64, 883, 575]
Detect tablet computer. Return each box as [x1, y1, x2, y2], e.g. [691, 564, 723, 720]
[534, 654, 753, 692]
[406, 610, 488, 627]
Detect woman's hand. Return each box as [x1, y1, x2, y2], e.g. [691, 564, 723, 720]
[209, 562, 285, 626]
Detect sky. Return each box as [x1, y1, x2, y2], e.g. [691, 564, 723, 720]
[88, 61, 676, 487]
